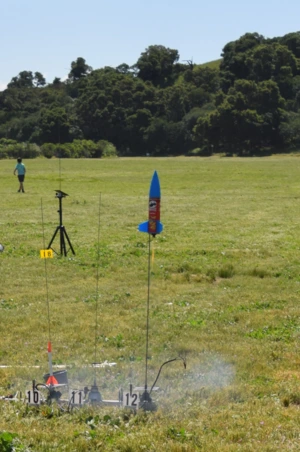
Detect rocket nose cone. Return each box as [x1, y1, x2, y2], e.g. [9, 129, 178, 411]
[149, 171, 161, 198]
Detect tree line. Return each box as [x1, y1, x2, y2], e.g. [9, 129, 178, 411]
[1, 32, 300, 158]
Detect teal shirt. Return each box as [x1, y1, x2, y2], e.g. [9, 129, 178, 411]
[15, 162, 26, 175]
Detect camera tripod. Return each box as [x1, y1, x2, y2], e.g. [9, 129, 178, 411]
[47, 190, 75, 256]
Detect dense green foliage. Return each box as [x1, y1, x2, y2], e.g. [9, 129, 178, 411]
[196, 32, 300, 155]
[1, 32, 300, 156]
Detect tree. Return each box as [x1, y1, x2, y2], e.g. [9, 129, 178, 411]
[246, 45, 275, 81]
[39, 107, 70, 143]
[280, 32, 300, 58]
[247, 43, 297, 82]
[75, 68, 158, 153]
[193, 78, 285, 155]
[33, 72, 46, 87]
[220, 33, 265, 85]
[7, 71, 34, 88]
[184, 66, 220, 93]
[116, 63, 131, 74]
[68, 57, 92, 81]
[161, 85, 191, 122]
[279, 111, 300, 148]
[135, 45, 180, 87]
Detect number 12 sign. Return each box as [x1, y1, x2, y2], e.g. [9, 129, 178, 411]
[123, 391, 139, 408]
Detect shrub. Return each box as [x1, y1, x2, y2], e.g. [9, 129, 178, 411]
[92, 140, 118, 158]
[101, 142, 118, 158]
[0, 140, 41, 159]
[41, 143, 56, 159]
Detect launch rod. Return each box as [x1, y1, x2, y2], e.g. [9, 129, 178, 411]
[94, 194, 101, 377]
[144, 233, 152, 392]
[41, 199, 58, 385]
[41, 199, 51, 344]
[47, 342, 54, 377]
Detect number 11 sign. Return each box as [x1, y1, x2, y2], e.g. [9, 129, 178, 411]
[69, 390, 84, 406]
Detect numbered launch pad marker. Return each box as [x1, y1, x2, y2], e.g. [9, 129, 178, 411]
[40, 249, 53, 259]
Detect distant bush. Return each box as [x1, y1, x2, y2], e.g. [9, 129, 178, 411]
[97, 140, 118, 158]
[0, 139, 41, 159]
[41, 143, 56, 159]
[187, 146, 213, 157]
[40, 139, 118, 158]
[0, 139, 118, 159]
[187, 148, 201, 156]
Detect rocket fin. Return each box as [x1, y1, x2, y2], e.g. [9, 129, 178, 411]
[156, 221, 163, 234]
[138, 221, 149, 233]
[138, 220, 163, 234]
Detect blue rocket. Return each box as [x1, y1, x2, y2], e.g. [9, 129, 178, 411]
[138, 171, 163, 236]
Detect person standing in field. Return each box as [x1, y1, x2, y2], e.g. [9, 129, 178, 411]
[14, 157, 26, 193]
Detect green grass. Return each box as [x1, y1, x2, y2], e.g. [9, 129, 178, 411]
[199, 58, 222, 70]
[1, 155, 300, 450]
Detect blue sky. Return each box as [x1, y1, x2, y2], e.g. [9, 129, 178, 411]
[1, 0, 299, 91]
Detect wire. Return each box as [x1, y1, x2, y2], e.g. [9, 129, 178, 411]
[149, 357, 186, 395]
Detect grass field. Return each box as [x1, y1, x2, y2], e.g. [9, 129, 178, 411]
[1, 155, 300, 451]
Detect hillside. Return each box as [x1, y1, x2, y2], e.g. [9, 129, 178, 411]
[199, 58, 222, 69]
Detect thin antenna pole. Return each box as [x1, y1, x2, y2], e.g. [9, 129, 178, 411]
[145, 233, 151, 391]
[94, 194, 101, 375]
[58, 125, 61, 192]
[59, 157, 62, 192]
[41, 198, 51, 343]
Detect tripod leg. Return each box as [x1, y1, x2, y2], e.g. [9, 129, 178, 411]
[62, 227, 75, 255]
[47, 226, 60, 250]
[60, 226, 67, 256]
